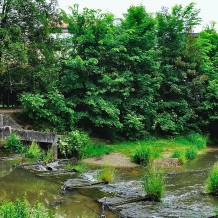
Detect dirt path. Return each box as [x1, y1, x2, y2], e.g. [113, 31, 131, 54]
[83, 153, 138, 168]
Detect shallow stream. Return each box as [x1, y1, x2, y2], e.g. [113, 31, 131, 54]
[0, 148, 218, 217]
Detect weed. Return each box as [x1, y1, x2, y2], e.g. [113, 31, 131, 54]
[0, 199, 54, 218]
[97, 167, 116, 183]
[142, 166, 165, 202]
[206, 162, 218, 195]
[185, 148, 198, 160]
[26, 141, 42, 160]
[42, 149, 53, 164]
[171, 150, 187, 164]
[4, 133, 26, 153]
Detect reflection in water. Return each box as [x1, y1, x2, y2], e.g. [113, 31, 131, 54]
[0, 159, 117, 218]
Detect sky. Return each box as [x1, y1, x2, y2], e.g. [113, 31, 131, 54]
[58, 0, 218, 32]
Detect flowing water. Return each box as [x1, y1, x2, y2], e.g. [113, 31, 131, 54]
[0, 148, 218, 217]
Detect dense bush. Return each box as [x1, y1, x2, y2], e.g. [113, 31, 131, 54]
[26, 141, 42, 160]
[4, 133, 26, 153]
[59, 130, 89, 158]
[206, 162, 218, 195]
[185, 148, 198, 160]
[132, 147, 162, 165]
[142, 166, 165, 202]
[20, 91, 75, 133]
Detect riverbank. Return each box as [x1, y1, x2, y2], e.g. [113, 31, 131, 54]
[83, 133, 207, 167]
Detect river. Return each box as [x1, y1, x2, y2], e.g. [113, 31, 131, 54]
[0, 148, 218, 217]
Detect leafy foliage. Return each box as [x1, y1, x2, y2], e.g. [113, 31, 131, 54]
[1, 2, 217, 141]
[4, 133, 26, 153]
[26, 141, 42, 160]
[20, 91, 74, 133]
[59, 130, 89, 158]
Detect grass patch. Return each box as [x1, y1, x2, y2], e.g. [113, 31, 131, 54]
[97, 167, 116, 183]
[111, 133, 206, 164]
[171, 149, 187, 164]
[42, 149, 53, 164]
[81, 143, 112, 158]
[185, 148, 198, 160]
[0, 199, 54, 218]
[142, 166, 165, 202]
[26, 141, 42, 160]
[132, 146, 162, 165]
[205, 162, 218, 195]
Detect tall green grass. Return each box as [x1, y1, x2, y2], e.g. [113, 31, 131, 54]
[132, 147, 162, 165]
[142, 166, 165, 202]
[97, 167, 116, 183]
[0, 199, 54, 218]
[81, 143, 112, 158]
[205, 162, 218, 195]
[26, 141, 42, 160]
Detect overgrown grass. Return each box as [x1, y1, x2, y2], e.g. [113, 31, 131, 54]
[171, 150, 187, 164]
[26, 141, 42, 160]
[4, 133, 26, 153]
[111, 133, 207, 165]
[81, 143, 112, 158]
[42, 149, 53, 164]
[97, 167, 116, 183]
[142, 166, 165, 202]
[132, 146, 162, 165]
[205, 162, 218, 195]
[0, 199, 54, 218]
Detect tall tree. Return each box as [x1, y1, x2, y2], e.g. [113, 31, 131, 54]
[0, 0, 60, 106]
[155, 3, 203, 135]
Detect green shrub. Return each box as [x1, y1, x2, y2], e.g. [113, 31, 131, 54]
[142, 166, 165, 202]
[0, 199, 54, 218]
[132, 147, 162, 165]
[97, 167, 116, 183]
[171, 150, 187, 164]
[26, 141, 42, 159]
[185, 148, 198, 160]
[59, 130, 89, 159]
[82, 143, 112, 158]
[4, 133, 26, 153]
[177, 133, 207, 150]
[206, 162, 218, 195]
[42, 149, 53, 164]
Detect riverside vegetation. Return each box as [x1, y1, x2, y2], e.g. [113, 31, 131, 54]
[0, 0, 217, 211]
